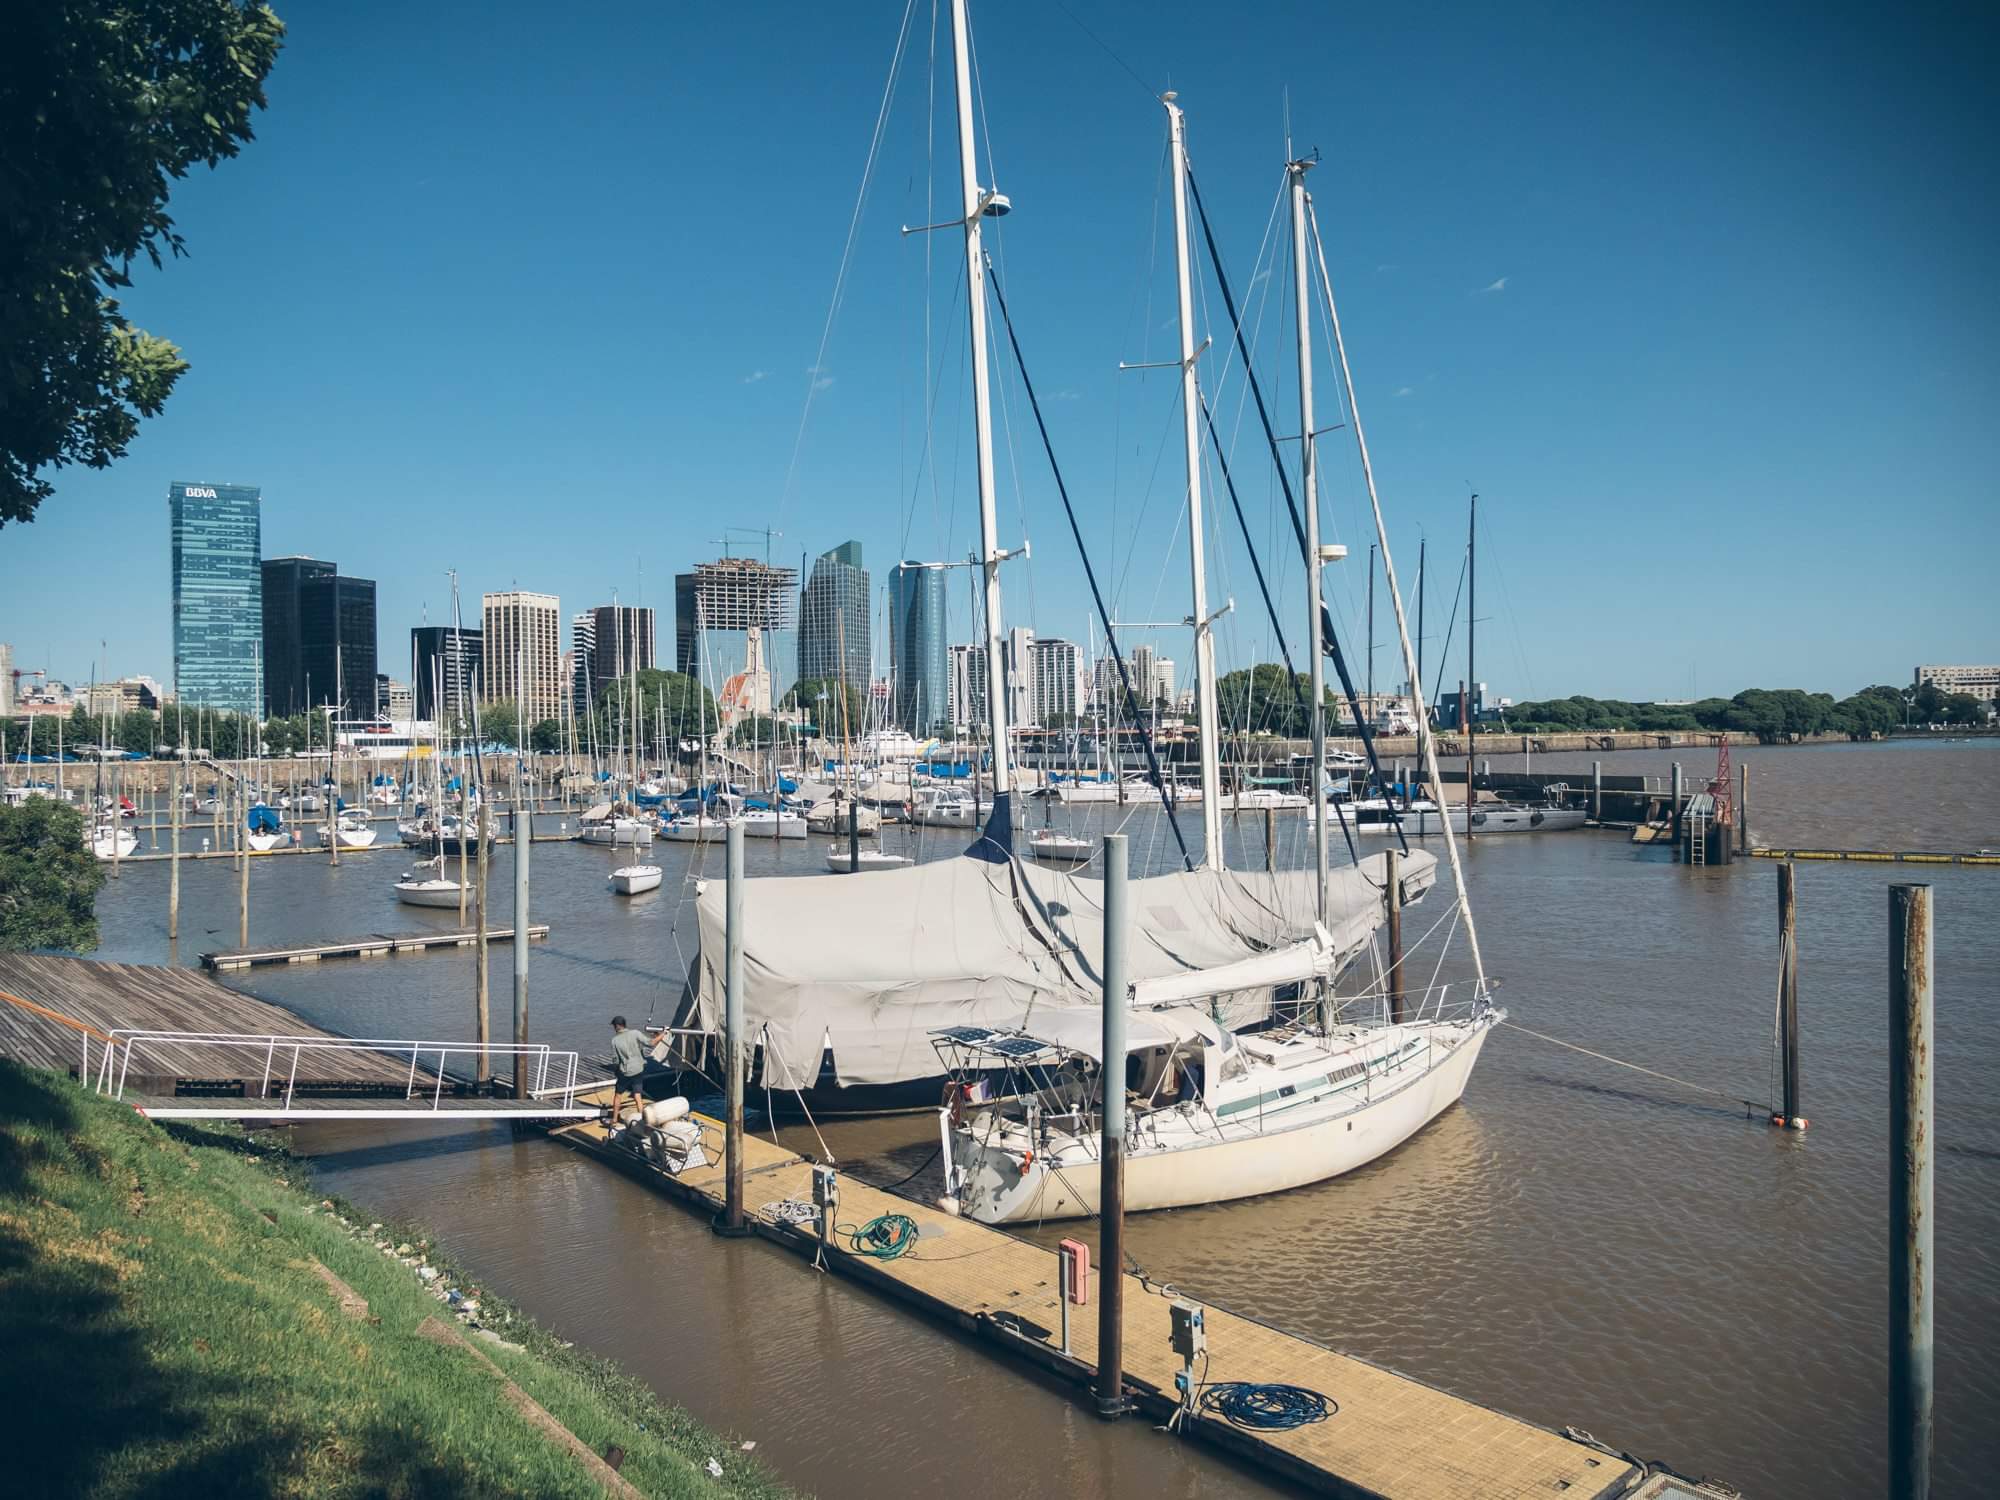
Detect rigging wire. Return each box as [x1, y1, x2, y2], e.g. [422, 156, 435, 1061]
[1184, 165, 1408, 858]
[984, 254, 1194, 871]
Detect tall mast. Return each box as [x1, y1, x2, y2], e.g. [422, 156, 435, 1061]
[1288, 156, 1330, 919]
[1164, 94, 1225, 863]
[1304, 196, 1487, 986]
[1465, 492, 1477, 843]
[949, 0, 1014, 850]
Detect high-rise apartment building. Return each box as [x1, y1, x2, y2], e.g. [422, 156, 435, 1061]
[1003, 626, 1036, 731]
[888, 562, 950, 735]
[0, 643, 13, 717]
[260, 557, 335, 716]
[799, 542, 870, 692]
[1153, 657, 1176, 707]
[675, 558, 798, 695]
[569, 612, 596, 716]
[1029, 637, 1084, 725]
[170, 480, 262, 711]
[1914, 664, 2000, 704]
[586, 605, 655, 700]
[948, 644, 985, 734]
[481, 592, 563, 725]
[411, 626, 483, 723]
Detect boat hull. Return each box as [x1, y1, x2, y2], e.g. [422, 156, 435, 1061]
[952, 1018, 1493, 1224]
[610, 866, 664, 894]
[394, 881, 466, 908]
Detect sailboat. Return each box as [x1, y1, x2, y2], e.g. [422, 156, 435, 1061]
[939, 98, 1500, 1222]
[675, 12, 1414, 1119]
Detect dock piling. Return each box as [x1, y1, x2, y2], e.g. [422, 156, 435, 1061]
[475, 799, 490, 1086]
[1889, 882, 1934, 1500]
[1777, 863, 1803, 1127]
[1670, 761, 1684, 853]
[847, 798, 860, 874]
[723, 820, 747, 1234]
[1383, 847, 1407, 1024]
[1740, 760, 1752, 850]
[237, 779, 249, 949]
[1591, 760, 1602, 822]
[1263, 806, 1275, 872]
[513, 794, 530, 1099]
[1098, 832, 1129, 1419]
[168, 763, 181, 941]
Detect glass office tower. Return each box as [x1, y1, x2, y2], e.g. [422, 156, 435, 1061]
[170, 481, 262, 712]
[889, 561, 949, 735]
[799, 541, 870, 693]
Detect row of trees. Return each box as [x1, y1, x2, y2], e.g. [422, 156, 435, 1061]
[1503, 682, 1986, 741]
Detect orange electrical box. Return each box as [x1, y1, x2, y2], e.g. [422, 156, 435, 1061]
[1058, 1238, 1089, 1306]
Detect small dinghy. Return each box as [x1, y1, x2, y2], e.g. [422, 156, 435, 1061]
[610, 864, 664, 895]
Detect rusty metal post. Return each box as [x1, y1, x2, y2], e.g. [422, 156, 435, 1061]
[1889, 883, 1933, 1500]
[1097, 832, 1129, 1418]
[1385, 847, 1404, 1024]
[1776, 863, 1803, 1127]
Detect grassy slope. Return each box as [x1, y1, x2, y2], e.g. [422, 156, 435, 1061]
[0, 1060, 787, 1499]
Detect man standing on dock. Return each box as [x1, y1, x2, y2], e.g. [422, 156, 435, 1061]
[609, 1015, 647, 1121]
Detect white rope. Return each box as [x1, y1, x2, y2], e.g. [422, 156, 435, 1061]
[1501, 1021, 1753, 1106]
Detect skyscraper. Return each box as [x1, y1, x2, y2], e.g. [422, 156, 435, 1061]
[569, 611, 596, 717]
[412, 626, 482, 723]
[798, 541, 870, 693]
[481, 592, 563, 725]
[675, 558, 798, 696]
[948, 644, 986, 733]
[170, 480, 262, 711]
[1003, 626, 1036, 731]
[300, 572, 378, 719]
[888, 562, 949, 735]
[0, 643, 15, 718]
[1029, 637, 1083, 725]
[585, 605, 655, 700]
[260, 557, 335, 716]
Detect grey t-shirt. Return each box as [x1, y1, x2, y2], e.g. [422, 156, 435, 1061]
[611, 1028, 647, 1077]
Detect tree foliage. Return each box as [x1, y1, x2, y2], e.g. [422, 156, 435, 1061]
[2, 1, 286, 525]
[1215, 665, 1338, 739]
[0, 800, 105, 952]
[593, 670, 718, 752]
[780, 678, 864, 738]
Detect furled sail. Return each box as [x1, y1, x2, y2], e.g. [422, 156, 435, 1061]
[687, 848, 1435, 1089]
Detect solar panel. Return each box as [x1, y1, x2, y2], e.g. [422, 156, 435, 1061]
[934, 1026, 996, 1043]
[989, 1036, 1051, 1059]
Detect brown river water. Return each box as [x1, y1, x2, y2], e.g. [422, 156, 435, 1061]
[83, 739, 2000, 1497]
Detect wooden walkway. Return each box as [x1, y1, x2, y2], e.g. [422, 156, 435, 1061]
[553, 1095, 1643, 1499]
[1747, 846, 2000, 866]
[201, 925, 550, 971]
[0, 954, 596, 1119]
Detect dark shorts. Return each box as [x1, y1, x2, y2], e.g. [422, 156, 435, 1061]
[613, 1070, 644, 1100]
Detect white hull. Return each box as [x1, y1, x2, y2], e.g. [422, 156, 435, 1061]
[911, 801, 979, 828]
[395, 879, 466, 907]
[1028, 834, 1093, 864]
[825, 848, 913, 873]
[950, 1017, 1494, 1224]
[611, 864, 664, 894]
[660, 816, 728, 843]
[581, 819, 655, 847]
[738, 811, 807, 840]
[1349, 803, 1586, 835]
[246, 831, 285, 852]
[88, 828, 139, 860]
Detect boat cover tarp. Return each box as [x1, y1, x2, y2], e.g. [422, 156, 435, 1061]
[691, 848, 1435, 1089]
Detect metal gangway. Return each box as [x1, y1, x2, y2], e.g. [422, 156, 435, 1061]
[87, 1028, 607, 1121]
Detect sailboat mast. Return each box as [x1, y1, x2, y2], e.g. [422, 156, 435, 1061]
[1287, 156, 1330, 919]
[949, 0, 1014, 838]
[1465, 492, 1477, 842]
[1304, 197, 1487, 986]
[1164, 94, 1224, 862]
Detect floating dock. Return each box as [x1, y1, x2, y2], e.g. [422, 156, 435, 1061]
[554, 1094, 1647, 1499]
[200, 925, 551, 971]
[1747, 847, 1999, 866]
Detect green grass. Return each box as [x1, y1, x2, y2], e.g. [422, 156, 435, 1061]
[0, 1059, 790, 1499]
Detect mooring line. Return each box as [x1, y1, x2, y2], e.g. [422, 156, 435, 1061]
[1500, 1020, 1759, 1110]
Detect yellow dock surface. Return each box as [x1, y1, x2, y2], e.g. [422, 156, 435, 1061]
[555, 1094, 1640, 1498]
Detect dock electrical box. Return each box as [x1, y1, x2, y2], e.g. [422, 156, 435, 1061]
[1170, 1301, 1207, 1361]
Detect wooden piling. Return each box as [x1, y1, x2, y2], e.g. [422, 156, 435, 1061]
[1385, 848, 1404, 1024]
[513, 793, 530, 1100]
[1777, 863, 1803, 1127]
[168, 763, 181, 942]
[723, 820, 747, 1234]
[1670, 761, 1684, 853]
[237, 780, 249, 950]
[1263, 806, 1275, 873]
[475, 799, 491, 1086]
[1889, 883, 1933, 1500]
[1591, 760, 1602, 822]
[1740, 760, 1752, 850]
[458, 785, 471, 923]
[847, 798, 860, 874]
[1097, 832, 1129, 1418]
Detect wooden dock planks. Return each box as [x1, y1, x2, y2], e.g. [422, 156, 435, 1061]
[201, 925, 551, 970]
[553, 1097, 1637, 1499]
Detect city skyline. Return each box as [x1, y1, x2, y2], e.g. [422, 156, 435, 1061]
[3, 5, 1993, 702]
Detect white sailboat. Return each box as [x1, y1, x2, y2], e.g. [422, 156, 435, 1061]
[87, 821, 139, 860]
[610, 863, 664, 895]
[938, 99, 1501, 1222]
[1027, 829, 1093, 864]
[824, 846, 912, 873]
[394, 856, 467, 908]
[316, 809, 378, 849]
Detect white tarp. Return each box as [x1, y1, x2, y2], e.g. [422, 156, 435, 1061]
[689, 848, 1435, 1089]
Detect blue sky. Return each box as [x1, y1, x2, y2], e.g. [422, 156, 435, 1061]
[4, 0, 1993, 705]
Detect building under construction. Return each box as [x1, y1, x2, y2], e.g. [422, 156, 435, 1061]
[674, 558, 797, 684]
